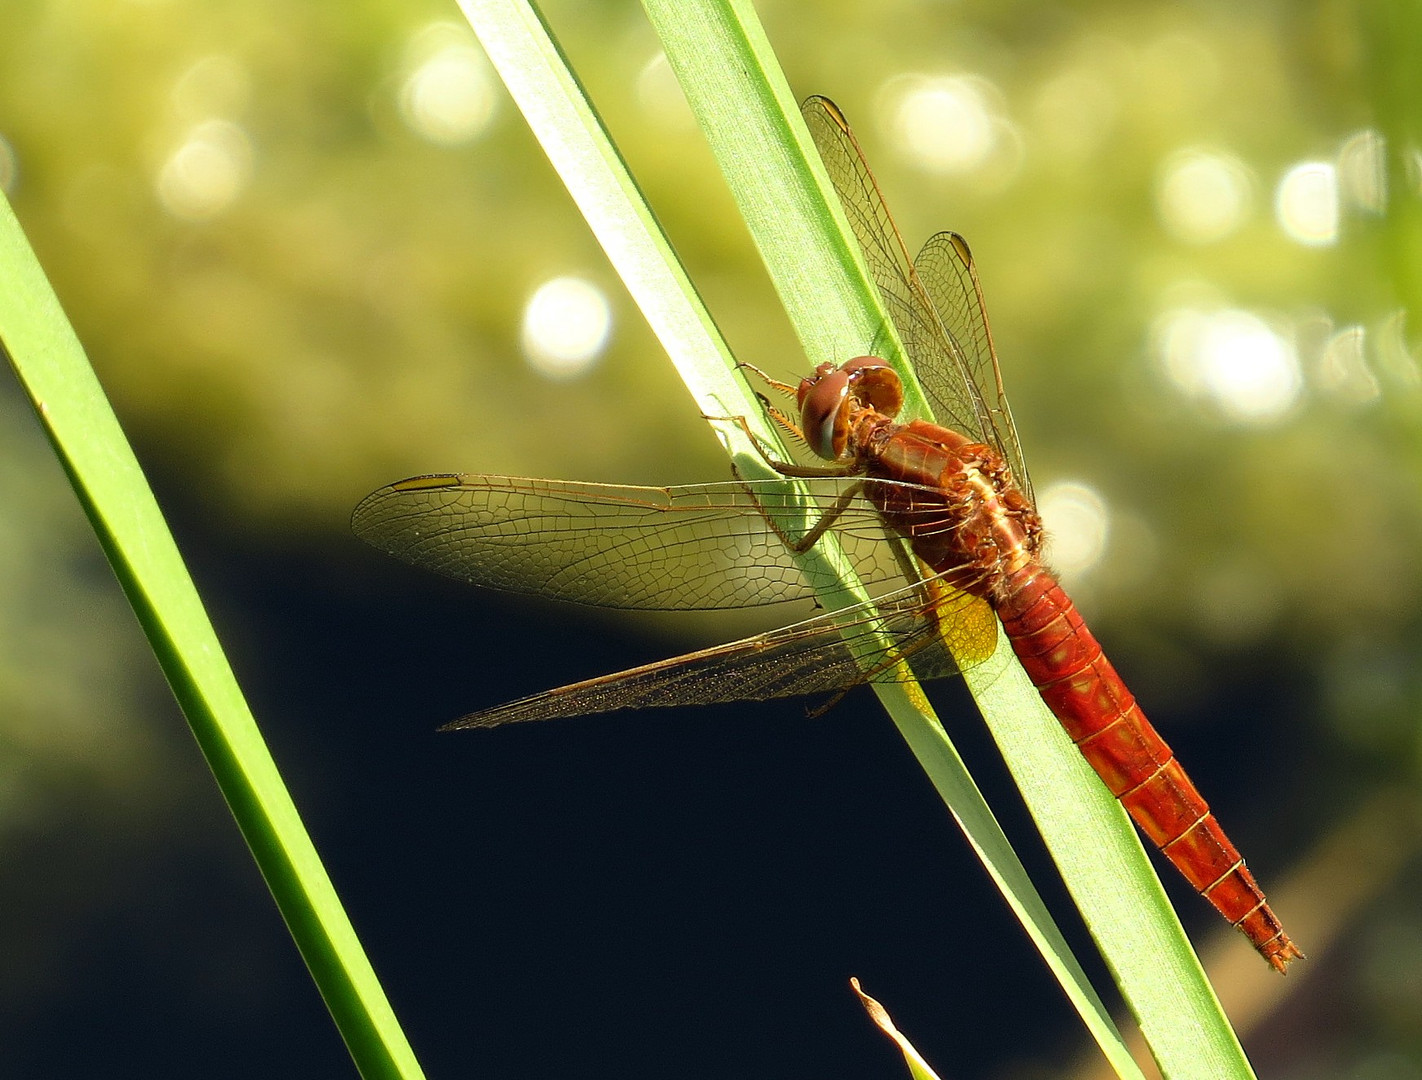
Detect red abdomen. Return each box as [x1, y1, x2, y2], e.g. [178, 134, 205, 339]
[995, 562, 1302, 972]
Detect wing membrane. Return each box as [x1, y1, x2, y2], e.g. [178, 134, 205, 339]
[802, 96, 1032, 505]
[446, 579, 991, 729]
[353, 472, 940, 610]
[913, 232, 1032, 503]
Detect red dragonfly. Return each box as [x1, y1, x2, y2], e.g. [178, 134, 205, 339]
[353, 96, 1301, 973]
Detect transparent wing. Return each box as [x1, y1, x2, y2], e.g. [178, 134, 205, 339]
[352, 472, 945, 611]
[801, 95, 1032, 505]
[445, 578, 999, 729]
[913, 231, 1032, 504]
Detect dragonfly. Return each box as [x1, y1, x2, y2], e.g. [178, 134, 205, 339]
[353, 95, 1301, 973]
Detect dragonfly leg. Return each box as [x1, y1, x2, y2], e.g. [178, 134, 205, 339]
[726, 466, 868, 555]
[701, 410, 789, 462]
[736, 360, 799, 397]
[758, 395, 810, 450]
[733, 362, 821, 453]
[704, 410, 861, 478]
[787, 481, 866, 553]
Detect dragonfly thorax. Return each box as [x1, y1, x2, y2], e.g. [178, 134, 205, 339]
[861, 419, 1043, 602]
[797, 356, 904, 460]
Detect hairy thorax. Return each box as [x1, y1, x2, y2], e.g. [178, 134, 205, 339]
[854, 414, 1043, 600]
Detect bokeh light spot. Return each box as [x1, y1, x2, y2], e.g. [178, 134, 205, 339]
[521, 276, 612, 380]
[1318, 325, 1380, 406]
[1276, 161, 1339, 246]
[1155, 307, 1301, 423]
[1339, 128, 1387, 214]
[399, 43, 496, 146]
[170, 55, 250, 121]
[880, 74, 999, 175]
[155, 119, 252, 221]
[0, 132, 16, 193]
[1038, 481, 1110, 577]
[1156, 148, 1254, 244]
[1377, 309, 1422, 391]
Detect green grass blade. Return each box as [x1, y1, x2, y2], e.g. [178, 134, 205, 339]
[649, 3, 1256, 1076]
[0, 198, 423, 1080]
[456, 0, 1157, 1076]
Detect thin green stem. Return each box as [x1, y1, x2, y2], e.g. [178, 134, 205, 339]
[0, 192, 423, 1080]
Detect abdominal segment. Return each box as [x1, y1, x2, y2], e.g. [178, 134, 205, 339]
[994, 562, 1301, 972]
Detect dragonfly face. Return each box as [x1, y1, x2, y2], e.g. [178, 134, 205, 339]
[796, 356, 905, 460]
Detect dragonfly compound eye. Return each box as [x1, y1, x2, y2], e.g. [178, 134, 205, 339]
[840, 356, 903, 416]
[798, 357, 904, 460]
[798, 365, 854, 460]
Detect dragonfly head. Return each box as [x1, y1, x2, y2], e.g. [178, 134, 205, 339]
[797, 357, 903, 460]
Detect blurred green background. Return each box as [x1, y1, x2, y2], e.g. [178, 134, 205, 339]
[3, 0, 1421, 1077]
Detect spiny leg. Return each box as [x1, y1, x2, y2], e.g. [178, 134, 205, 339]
[735, 362, 815, 449]
[706, 362, 877, 564]
[725, 465, 869, 556]
[736, 360, 799, 397]
[702, 409, 861, 479]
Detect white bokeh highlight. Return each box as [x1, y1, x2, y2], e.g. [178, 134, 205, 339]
[1276, 161, 1339, 246]
[1156, 148, 1254, 244]
[1317, 325, 1380, 406]
[521, 276, 613, 380]
[1038, 481, 1111, 578]
[1377, 309, 1422, 391]
[878, 74, 1020, 184]
[1155, 307, 1302, 423]
[1338, 128, 1387, 214]
[396, 23, 497, 146]
[155, 119, 252, 221]
[400, 44, 497, 145]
